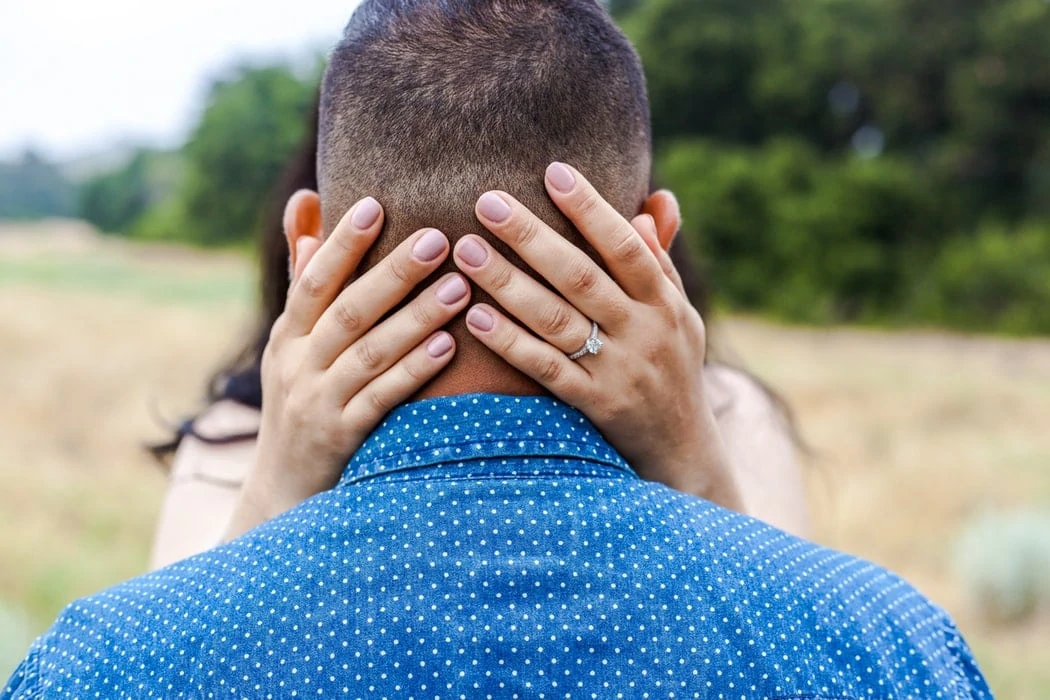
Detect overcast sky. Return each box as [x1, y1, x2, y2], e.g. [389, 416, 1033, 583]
[0, 0, 362, 160]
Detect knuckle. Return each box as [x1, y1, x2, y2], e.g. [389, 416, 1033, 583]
[539, 304, 574, 338]
[565, 260, 599, 296]
[534, 355, 564, 385]
[612, 230, 647, 265]
[366, 389, 394, 417]
[574, 190, 602, 219]
[409, 299, 436, 328]
[385, 257, 414, 286]
[402, 355, 429, 383]
[353, 339, 385, 373]
[332, 301, 363, 334]
[297, 273, 326, 299]
[601, 397, 629, 424]
[269, 316, 288, 341]
[494, 327, 518, 356]
[512, 214, 541, 248]
[487, 261, 515, 293]
[664, 299, 694, 331]
[277, 361, 298, 391]
[604, 301, 631, 328]
[285, 395, 310, 425]
[328, 229, 357, 256]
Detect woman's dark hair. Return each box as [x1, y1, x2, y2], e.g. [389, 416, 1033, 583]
[153, 96, 799, 457]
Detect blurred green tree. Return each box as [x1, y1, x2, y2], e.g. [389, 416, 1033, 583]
[0, 151, 76, 220]
[78, 151, 155, 235]
[177, 63, 317, 245]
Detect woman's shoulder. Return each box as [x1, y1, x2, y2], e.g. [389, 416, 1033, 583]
[703, 363, 811, 537]
[703, 363, 789, 426]
[167, 400, 261, 484]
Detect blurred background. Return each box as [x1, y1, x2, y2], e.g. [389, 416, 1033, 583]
[1, 0, 1048, 695]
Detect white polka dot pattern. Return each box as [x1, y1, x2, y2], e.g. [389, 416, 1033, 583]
[2, 395, 992, 699]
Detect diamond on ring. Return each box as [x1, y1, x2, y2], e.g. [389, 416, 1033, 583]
[568, 322, 603, 361]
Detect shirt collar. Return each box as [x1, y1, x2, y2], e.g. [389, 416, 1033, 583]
[340, 393, 634, 485]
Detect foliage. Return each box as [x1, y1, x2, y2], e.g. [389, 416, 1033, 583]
[660, 139, 947, 323]
[917, 221, 1050, 335]
[619, 0, 1050, 334]
[0, 151, 76, 220]
[78, 150, 181, 235]
[955, 510, 1050, 623]
[68, 61, 318, 246]
[175, 63, 317, 245]
[7, 2, 1048, 333]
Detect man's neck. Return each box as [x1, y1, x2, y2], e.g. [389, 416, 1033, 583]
[413, 340, 550, 401]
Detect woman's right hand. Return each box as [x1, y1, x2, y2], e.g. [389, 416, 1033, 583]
[225, 194, 473, 539]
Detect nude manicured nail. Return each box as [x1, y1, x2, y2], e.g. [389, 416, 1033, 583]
[467, 307, 495, 332]
[427, 334, 454, 358]
[413, 229, 447, 262]
[436, 276, 468, 304]
[546, 163, 576, 193]
[477, 192, 512, 223]
[351, 197, 381, 229]
[457, 238, 488, 267]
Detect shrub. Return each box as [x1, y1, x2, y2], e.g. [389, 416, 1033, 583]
[954, 510, 1050, 623]
[658, 138, 947, 323]
[0, 600, 33, 682]
[916, 221, 1050, 335]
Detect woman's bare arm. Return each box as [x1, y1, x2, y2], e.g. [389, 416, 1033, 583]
[149, 401, 259, 570]
[705, 364, 811, 538]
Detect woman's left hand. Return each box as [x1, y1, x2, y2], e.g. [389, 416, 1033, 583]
[456, 163, 743, 511]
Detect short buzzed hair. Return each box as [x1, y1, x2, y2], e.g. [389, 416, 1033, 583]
[319, 0, 651, 260]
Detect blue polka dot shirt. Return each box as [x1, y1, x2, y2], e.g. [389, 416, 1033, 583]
[3, 394, 991, 699]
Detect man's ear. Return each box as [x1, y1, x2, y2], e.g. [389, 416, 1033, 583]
[283, 189, 324, 278]
[640, 190, 681, 252]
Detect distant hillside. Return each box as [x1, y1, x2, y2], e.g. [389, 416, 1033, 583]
[0, 151, 76, 221]
[0, 147, 183, 230]
[60, 145, 141, 184]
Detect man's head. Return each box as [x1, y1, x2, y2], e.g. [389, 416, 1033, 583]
[293, 0, 653, 395]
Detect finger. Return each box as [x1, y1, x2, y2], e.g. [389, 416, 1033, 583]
[327, 273, 471, 398]
[454, 235, 595, 354]
[311, 227, 451, 367]
[291, 235, 323, 283]
[475, 190, 629, 329]
[464, 304, 590, 402]
[631, 214, 685, 296]
[284, 196, 385, 336]
[544, 162, 671, 304]
[342, 332, 456, 428]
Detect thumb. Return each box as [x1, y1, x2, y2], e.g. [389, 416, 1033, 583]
[291, 236, 323, 285]
[631, 214, 661, 256]
[631, 214, 686, 296]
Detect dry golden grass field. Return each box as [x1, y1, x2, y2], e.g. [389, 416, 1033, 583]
[1, 221, 1048, 696]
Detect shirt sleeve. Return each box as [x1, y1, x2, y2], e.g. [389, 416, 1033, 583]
[0, 644, 42, 700]
[942, 617, 995, 698]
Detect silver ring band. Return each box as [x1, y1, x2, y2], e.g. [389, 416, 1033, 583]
[568, 321, 604, 361]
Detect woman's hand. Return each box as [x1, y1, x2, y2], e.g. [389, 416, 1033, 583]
[456, 163, 743, 511]
[225, 195, 472, 538]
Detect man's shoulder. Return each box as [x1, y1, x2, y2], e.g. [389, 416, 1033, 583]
[636, 484, 991, 692]
[19, 529, 288, 696]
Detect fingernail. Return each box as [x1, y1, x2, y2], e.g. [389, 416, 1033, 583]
[427, 333, 454, 358]
[351, 196, 381, 230]
[436, 276, 468, 305]
[413, 229, 447, 262]
[477, 192, 512, 223]
[546, 162, 576, 193]
[467, 307, 494, 332]
[457, 238, 488, 267]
